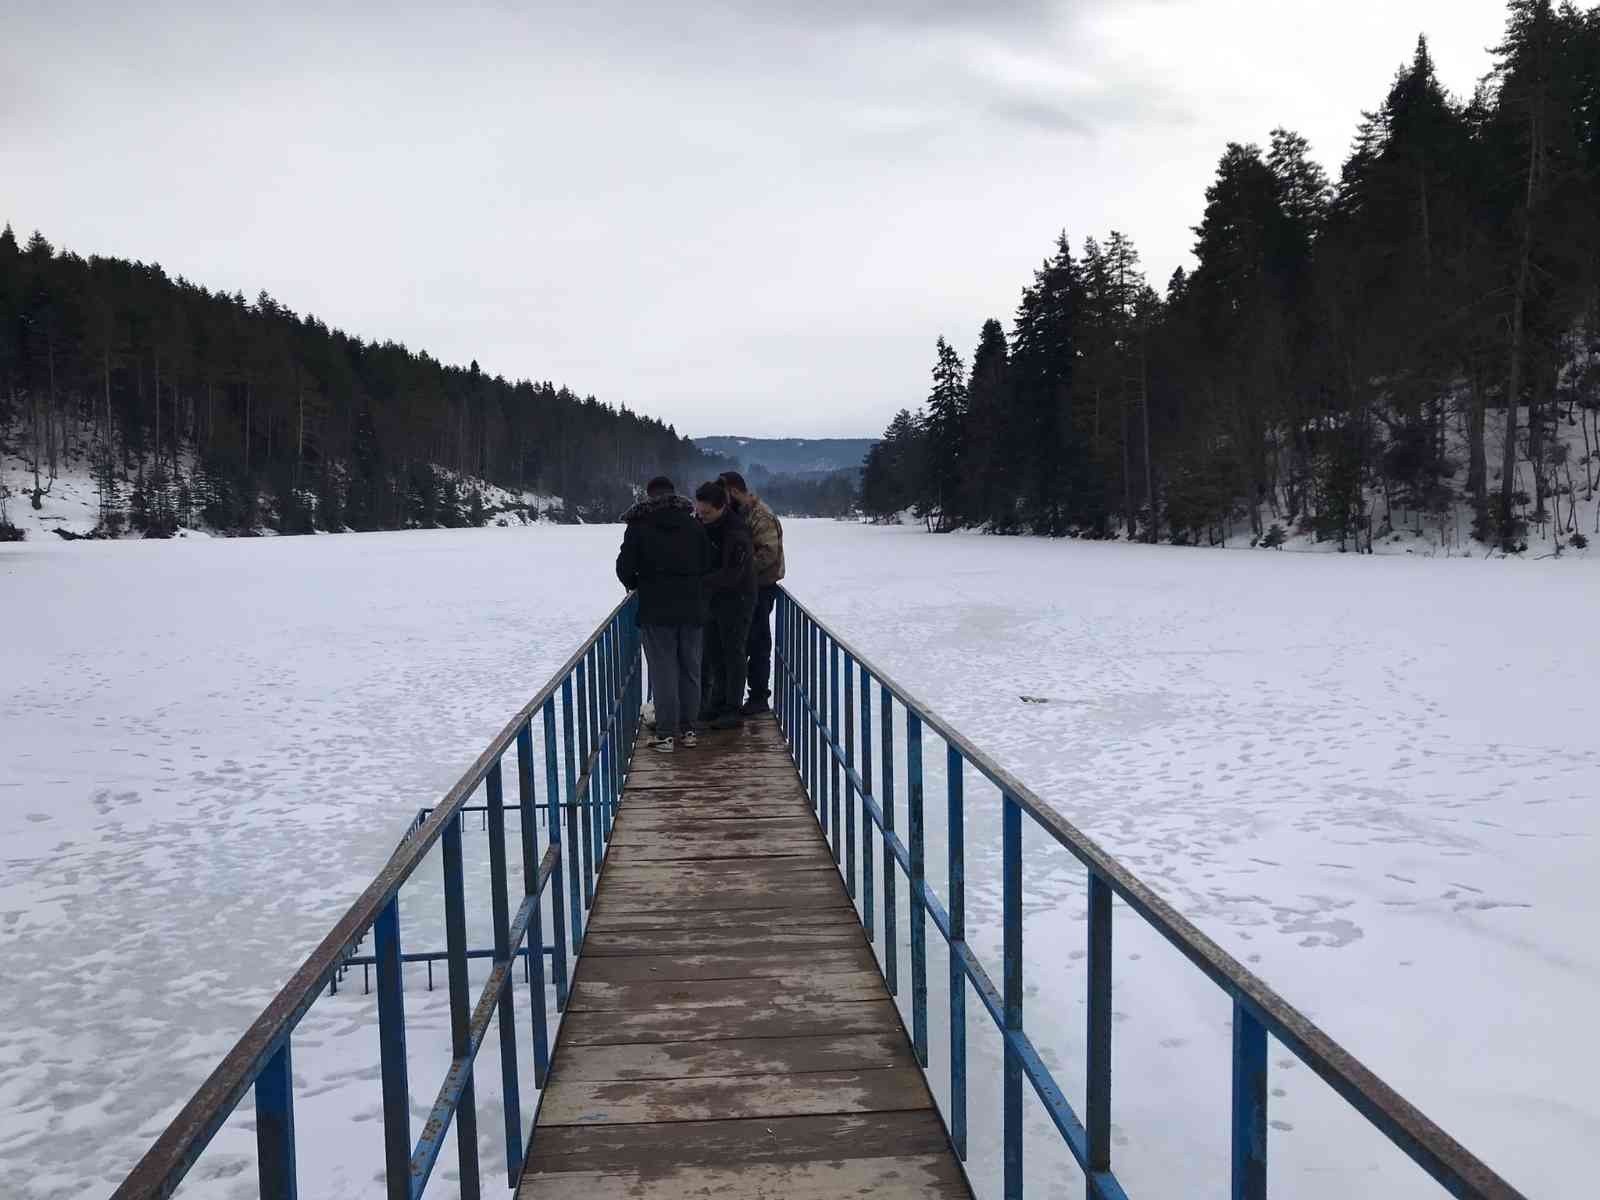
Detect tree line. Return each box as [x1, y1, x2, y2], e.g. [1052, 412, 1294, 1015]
[863, 0, 1600, 552]
[0, 230, 724, 535]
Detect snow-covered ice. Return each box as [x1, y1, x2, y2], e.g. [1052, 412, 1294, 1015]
[2, 521, 1594, 1199]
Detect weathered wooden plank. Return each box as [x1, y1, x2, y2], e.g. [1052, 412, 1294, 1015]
[607, 820, 823, 846]
[582, 904, 858, 933]
[592, 879, 846, 912]
[576, 946, 876, 983]
[556, 999, 905, 1045]
[517, 1154, 967, 1199]
[580, 928, 869, 957]
[616, 794, 809, 815]
[553, 1032, 915, 1081]
[600, 857, 833, 883]
[601, 840, 819, 863]
[627, 752, 796, 780]
[571, 971, 886, 1012]
[524, 1111, 954, 1175]
[537, 1067, 931, 1125]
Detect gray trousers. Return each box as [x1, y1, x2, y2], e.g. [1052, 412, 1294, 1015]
[642, 624, 703, 739]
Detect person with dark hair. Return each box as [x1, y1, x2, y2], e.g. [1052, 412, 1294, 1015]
[718, 471, 785, 715]
[616, 476, 712, 752]
[693, 480, 757, 729]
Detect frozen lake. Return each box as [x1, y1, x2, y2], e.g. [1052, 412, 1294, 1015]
[2, 522, 1593, 1199]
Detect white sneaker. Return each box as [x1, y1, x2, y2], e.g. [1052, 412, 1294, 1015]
[681, 729, 698, 749]
[651, 736, 675, 754]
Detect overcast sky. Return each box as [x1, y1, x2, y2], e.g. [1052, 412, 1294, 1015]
[4, 1, 1515, 438]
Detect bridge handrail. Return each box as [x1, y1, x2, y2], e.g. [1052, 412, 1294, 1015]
[774, 586, 1525, 1200]
[112, 594, 642, 1200]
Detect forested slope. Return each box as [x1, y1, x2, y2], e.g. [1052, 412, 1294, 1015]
[0, 231, 721, 536]
[864, 1, 1600, 556]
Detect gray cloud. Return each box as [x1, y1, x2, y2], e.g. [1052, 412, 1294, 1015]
[2, 1, 1513, 438]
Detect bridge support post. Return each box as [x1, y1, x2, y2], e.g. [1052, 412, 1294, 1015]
[374, 899, 411, 1199]
[1087, 871, 1113, 1199]
[880, 686, 898, 996]
[1232, 1000, 1268, 1200]
[1002, 792, 1023, 1200]
[516, 725, 550, 1086]
[858, 662, 875, 943]
[543, 698, 570, 1011]
[907, 710, 928, 1067]
[442, 816, 481, 1199]
[255, 1038, 297, 1200]
[486, 761, 524, 1184]
[947, 744, 967, 1160]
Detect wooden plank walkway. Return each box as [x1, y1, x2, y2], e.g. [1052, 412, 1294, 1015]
[519, 716, 971, 1199]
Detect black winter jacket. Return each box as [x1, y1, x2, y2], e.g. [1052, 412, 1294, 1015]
[703, 504, 757, 612]
[616, 495, 713, 626]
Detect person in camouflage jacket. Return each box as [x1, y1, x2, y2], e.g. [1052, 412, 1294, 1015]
[720, 471, 785, 713]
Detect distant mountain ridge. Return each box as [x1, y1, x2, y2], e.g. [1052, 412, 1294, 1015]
[693, 436, 875, 480]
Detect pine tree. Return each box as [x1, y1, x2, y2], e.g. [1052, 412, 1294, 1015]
[960, 319, 1012, 528]
[922, 337, 967, 531]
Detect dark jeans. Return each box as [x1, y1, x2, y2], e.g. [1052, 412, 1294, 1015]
[745, 585, 778, 704]
[702, 593, 755, 717]
[641, 624, 702, 739]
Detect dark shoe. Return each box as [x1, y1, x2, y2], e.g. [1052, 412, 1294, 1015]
[709, 711, 743, 730]
[681, 729, 699, 749]
[740, 697, 771, 717]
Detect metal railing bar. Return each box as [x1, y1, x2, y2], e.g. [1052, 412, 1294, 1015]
[947, 743, 967, 1160]
[572, 666, 594, 913]
[374, 899, 410, 1200]
[346, 946, 547, 969]
[110, 597, 632, 1200]
[560, 677, 584, 948]
[408, 877, 549, 1194]
[879, 678, 898, 997]
[516, 727, 551, 1090]
[485, 761, 524, 1186]
[1007, 1025, 1133, 1200]
[1087, 872, 1114, 1193]
[857, 659, 875, 944]
[776, 589, 1527, 1200]
[439, 815, 480, 1199]
[254, 1039, 296, 1200]
[542, 697, 570, 1011]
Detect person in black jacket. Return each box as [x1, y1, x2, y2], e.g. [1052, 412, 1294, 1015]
[616, 476, 713, 752]
[694, 480, 757, 730]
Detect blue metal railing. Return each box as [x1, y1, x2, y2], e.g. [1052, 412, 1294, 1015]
[111, 595, 642, 1200]
[773, 588, 1526, 1200]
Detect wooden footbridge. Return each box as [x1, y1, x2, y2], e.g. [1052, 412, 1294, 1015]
[112, 591, 1528, 1200]
[521, 717, 967, 1198]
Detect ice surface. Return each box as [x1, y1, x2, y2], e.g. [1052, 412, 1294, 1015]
[2, 521, 1594, 1199]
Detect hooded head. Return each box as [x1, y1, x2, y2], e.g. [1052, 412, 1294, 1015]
[621, 477, 694, 524]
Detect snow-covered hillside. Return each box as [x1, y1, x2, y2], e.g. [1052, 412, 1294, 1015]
[1239, 401, 1600, 558]
[0, 425, 564, 540]
[2, 523, 1593, 1198]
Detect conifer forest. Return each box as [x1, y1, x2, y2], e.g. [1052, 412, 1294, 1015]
[0, 233, 721, 537]
[862, 1, 1600, 553]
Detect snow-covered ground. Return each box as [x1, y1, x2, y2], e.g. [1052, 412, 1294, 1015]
[2, 522, 1594, 1199]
